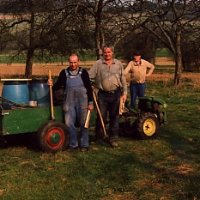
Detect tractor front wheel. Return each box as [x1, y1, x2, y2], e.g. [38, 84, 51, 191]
[136, 112, 159, 139]
[37, 120, 69, 153]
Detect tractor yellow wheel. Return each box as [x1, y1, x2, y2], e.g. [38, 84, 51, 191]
[143, 118, 157, 136]
[136, 112, 159, 139]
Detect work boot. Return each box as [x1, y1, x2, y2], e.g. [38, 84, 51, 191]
[67, 147, 78, 152]
[109, 140, 119, 148]
[80, 147, 89, 152]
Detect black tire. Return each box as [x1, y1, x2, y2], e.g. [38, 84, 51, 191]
[119, 119, 136, 138]
[37, 120, 69, 153]
[135, 112, 159, 139]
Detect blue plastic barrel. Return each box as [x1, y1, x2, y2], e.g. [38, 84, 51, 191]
[2, 81, 29, 104]
[29, 79, 50, 106]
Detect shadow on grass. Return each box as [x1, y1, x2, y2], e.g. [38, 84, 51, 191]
[0, 133, 39, 151]
[157, 126, 200, 199]
[161, 125, 200, 160]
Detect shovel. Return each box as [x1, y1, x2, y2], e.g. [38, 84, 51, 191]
[92, 87, 108, 139]
[49, 70, 55, 120]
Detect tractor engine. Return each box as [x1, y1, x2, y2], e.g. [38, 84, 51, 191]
[138, 96, 167, 125]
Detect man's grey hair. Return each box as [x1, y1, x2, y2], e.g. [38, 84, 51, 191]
[102, 45, 114, 52]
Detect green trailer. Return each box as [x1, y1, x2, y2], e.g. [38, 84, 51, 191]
[0, 78, 70, 153]
[0, 101, 69, 153]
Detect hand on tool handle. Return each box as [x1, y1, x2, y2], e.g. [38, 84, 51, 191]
[88, 103, 94, 111]
[48, 78, 53, 87]
[120, 94, 127, 104]
[84, 91, 94, 128]
[119, 92, 127, 115]
[119, 94, 127, 115]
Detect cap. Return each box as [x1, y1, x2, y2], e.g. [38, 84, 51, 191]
[133, 50, 141, 56]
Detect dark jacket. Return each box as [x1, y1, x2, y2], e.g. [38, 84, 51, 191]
[53, 67, 93, 103]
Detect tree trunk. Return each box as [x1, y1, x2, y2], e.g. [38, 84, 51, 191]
[174, 28, 182, 85]
[94, 0, 104, 60]
[25, 4, 35, 78]
[95, 22, 103, 60]
[25, 48, 34, 78]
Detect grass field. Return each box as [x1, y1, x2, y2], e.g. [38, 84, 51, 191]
[0, 63, 200, 200]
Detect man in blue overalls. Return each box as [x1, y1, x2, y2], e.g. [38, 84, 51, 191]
[52, 54, 94, 151]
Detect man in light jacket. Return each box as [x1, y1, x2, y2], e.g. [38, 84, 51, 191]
[124, 51, 155, 109]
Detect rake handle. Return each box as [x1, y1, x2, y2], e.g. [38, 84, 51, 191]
[49, 70, 55, 120]
[92, 88, 108, 138]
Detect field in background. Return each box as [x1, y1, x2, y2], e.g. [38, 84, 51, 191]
[0, 57, 199, 96]
[0, 57, 174, 76]
[0, 57, 175, 93]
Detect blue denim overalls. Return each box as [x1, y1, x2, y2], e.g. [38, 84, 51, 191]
[63, 68, 89, 148]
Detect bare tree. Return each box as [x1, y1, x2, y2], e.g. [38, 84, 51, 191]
[139, 0, 200, 85]
[74, 0, 145, 59]
[0, 0, 86, 77]
[76, 0, 112, 59]
[182, 29, 200, 72]
[3, 0, 200, 84]
[1, 0, 148, 62]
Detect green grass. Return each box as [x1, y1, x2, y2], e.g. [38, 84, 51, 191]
[0, 80, 200, 199]
[156, 48, 173, 57]
[0, 54, 66, 63]
[0, 51, 96, 64]
[154, 65, 175, 73]
[1, 48, 173, 64]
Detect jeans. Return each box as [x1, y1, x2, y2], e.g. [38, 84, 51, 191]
[130, 82, 146, 109]
[64, 88, 89, 148]
[95, 89, 121, 141]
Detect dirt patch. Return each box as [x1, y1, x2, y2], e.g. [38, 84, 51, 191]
[155, 57, 175, 66]
[0, 61, 199, 95]
[101, 192, 136, 200]
[0, 63, 72, 78]
[0, 57, 174, 77]
[175, 163, 194, 175]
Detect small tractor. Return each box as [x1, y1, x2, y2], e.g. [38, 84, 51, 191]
[119, 96, 167, 139]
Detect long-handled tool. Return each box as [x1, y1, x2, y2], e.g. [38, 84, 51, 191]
[84, 110, 91, 128]
[92, 87, 108, 139]
[49, 70, 55, 120]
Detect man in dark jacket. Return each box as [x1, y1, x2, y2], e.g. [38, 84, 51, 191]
[51, 54, 94, 151]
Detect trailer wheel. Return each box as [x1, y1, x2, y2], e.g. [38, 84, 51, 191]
[136, 112, 159, 139]
[37, 120, 69, 153]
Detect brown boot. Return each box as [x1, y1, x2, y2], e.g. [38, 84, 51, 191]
[109, 140, 119, 148]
